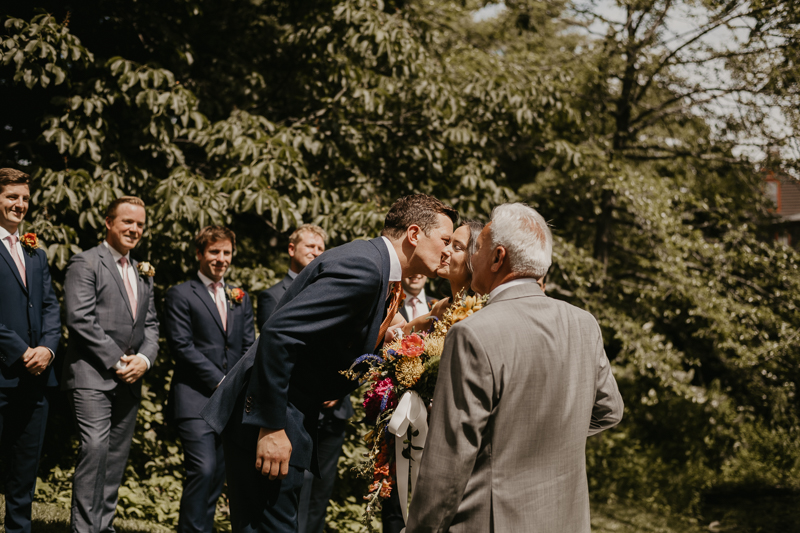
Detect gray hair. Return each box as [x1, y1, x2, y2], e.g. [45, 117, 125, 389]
[460, 219, 484, 274]
[489, 203, 552, 278]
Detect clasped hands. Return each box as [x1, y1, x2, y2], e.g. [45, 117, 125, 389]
[115, 354, 147, 384]
[22, 346, 51, 376]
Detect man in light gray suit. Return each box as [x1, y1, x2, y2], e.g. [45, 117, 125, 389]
[63, 196, 160, 533]
[406, 203, 623, 533]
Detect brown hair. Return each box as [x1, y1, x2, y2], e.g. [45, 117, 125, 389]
[194, 225, 237, 254]
[289, 224, 327, 246]
[105, 196, 146, 219]
[0, 168, 30, 193]
[381, 194, 458, 239]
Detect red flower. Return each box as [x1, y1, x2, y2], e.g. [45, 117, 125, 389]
[400, 334, 425, 357]
[363, 377, 397, 423]
[20, 233, 39, 251]
[228, 287, 245, 304]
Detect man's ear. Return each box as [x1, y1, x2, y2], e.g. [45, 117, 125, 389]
[105, 217, 113, 231]
[406, 224, 422, 247]
[195, 249, 203, 262]
[490, 246, 506, 273]
[287, 242, 296, 258]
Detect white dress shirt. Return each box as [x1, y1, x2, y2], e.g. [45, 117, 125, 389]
[103, 240, 150, 370]
[381, 236, 402, 285]
[488, 278, 540, 303]
[197, 270, 226, 305]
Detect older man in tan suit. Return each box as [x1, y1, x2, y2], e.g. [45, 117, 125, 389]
[406, 203, 624, 533]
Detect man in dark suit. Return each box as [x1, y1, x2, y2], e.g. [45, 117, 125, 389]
[202, 194, 458, 533]
[398, 275, 436, 322]
[63, 196, 160, 533]
[258, 224, 347, 533]
[0, 168, 61, 533]
[257, 224, 326, 328]
[165, 225, 256, 533]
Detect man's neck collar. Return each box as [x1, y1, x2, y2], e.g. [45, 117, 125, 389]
[287, 268, 299, 279]
[0, 224, 18, 239]
[198, 270, 223, 287]
[381, 236, 403, 282]
[103, 239, 130, 260]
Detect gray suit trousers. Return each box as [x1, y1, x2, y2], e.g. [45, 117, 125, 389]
[69, 387, 139, 533]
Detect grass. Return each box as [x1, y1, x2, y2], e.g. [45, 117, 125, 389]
[3, 492, 800, 532]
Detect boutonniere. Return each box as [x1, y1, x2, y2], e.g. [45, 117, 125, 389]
[19, 233, 40, 256]
[137, 261, 156, 277]
[226, 287, 245, 306]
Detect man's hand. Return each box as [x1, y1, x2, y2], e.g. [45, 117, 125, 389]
[321, 399, 341, 409]
[255, 428, 292, 480]
[116, 355, 147, 384]
[23, 347, 51, 376]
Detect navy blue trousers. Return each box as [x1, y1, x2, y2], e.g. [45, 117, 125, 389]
[0, 386, 49, 533]
[177, 418, 225, 533]
[297, 417, 346, 533]
[222, 427, 305, 533]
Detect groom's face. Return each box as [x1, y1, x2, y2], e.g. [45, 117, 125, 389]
[411, 213, 454, 277]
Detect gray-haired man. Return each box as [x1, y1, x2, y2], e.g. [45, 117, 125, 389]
[407, 203, 623, 533]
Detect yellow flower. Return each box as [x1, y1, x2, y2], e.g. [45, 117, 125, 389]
[424, 335, 444, 359]
[396, 356, 424, 388]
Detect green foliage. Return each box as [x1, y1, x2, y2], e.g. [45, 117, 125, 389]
[2, 0, 800, 528]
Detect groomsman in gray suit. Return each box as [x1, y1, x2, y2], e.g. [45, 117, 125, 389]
[407, 203, 624, 533]
[63, 196, 160, 533]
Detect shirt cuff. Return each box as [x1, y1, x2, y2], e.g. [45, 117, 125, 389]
[46, 347, 55, 366]
[135, 353, 152, 371]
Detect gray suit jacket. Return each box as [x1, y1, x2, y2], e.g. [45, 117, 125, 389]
[407, 283, 623, 533]
[62, 243, 159, 396]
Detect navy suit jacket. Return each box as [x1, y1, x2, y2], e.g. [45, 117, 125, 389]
[166, 278, 256, 420]
[202, 237, 391, 473]
[0, 242, 61, 387]
[256, 275, 292, 330]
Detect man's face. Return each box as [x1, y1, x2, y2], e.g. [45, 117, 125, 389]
[105, 203, 146, 255]
[0, 184, 30, 233]
[470, 223, 494, 295]
[402, 274, 427, 296]
[412, 213, 454, 277]
[197, 239, 233, 283]
[289, 231, 325, 273]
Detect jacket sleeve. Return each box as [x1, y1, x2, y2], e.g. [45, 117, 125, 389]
[588, 321, 624, 436]
[38, 250, 62, 354]
[406, 323, 494, 533]
[0, 324, 29, 368]
[65, 253, 126, 370]
[241, 292, 256, 353]
[138, 277, 160, 364]
[165, 286, 223, 390]
[243, 255, 381, 431]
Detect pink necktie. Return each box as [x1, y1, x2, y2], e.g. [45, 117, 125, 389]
[119, 257, 138, 318]
[409, 296, 420, 320]
[211, 282, 227, 331]
[6, 236, 26, 287]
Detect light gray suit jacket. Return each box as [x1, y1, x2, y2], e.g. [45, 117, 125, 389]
[406, 283, 623, 533]
[62, 243, 159, 396]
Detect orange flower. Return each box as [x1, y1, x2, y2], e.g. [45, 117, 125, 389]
[379, 479, 393, 498]
[400, 334, 425, 357]
[451, 307, 470, 324]
[19, 233, 39, 251]
[227, 287, 246, 304]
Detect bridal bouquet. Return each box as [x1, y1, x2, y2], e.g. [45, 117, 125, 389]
[343, 292, 487, 528]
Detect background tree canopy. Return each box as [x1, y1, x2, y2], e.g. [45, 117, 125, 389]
[2, 0, 799, 529]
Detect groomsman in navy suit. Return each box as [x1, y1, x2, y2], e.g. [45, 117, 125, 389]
[202, 194, 457, 533]
[257, 224, 326, 328]
[0, 168, 61, 533]
[166, 225, 256, 533]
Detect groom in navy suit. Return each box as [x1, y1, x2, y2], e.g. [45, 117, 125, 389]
[0, 168, 61, 533]
[202, 194, 458, 532]
[166, 226, 256, 533]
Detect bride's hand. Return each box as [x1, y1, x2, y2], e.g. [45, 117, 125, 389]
[429, 297, 450, 320]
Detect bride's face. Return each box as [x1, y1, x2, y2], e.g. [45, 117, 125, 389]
[436, 225, 471, 287]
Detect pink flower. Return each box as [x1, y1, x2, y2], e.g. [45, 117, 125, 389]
[400, 334, 425, 357]
[363, 377, 397, 422]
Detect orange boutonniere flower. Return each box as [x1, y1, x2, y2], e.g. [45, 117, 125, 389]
[19, 233, 40, 255]
[226, 287, 245, 305]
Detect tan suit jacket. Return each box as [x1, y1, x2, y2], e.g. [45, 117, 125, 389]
[406, 283, 623, 532]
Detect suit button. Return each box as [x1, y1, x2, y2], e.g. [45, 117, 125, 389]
[29, 303, 33, 308]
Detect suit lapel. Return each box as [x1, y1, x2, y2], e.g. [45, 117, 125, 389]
[362, 238, 391, 354]
[133, 259, 148, 324]
[98, 245, 134, 320]
[224, 284, 234, 338]
[0, 243, 27, 293]
[23, 247, 38, 292]
[192, 279, 225, 334]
